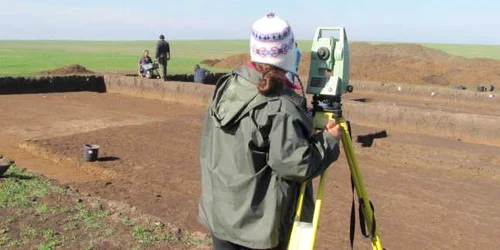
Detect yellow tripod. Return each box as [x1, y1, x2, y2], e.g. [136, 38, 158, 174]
[288, 97, 383, 250]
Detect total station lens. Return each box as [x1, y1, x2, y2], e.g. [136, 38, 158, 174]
[317, 47, 330, 60]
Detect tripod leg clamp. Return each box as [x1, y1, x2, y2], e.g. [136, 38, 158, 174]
[312, 111, 334, 130]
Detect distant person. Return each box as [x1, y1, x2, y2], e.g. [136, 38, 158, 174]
[155, 34, 170, 81]
[194, 64, 210, 83]
[286, 42, 301, 85]
[295, 42, 301, 72]
[138, 50, 153, 78]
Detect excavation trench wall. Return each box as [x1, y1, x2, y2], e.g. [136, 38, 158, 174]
[0, 75, 106, 94]
[105, 75, 500, 147]
[342, 101, 500, 146]
[350, 80, 499, 104]
[1, 75, 499, 147]
[152, 73, 227, 85]
[103, 74, 217, 105]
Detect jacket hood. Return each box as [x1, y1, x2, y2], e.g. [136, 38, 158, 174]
[210, 66, 263, 128]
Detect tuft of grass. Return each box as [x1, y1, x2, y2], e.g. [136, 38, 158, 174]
[123, 217, 135, 226]
[131, 226, 159, 245]
[36, 203, 52, 214]
[20, 225, 38, 243]
[104, 227, 114, 237]
[70, 203, 109, 229]
[38, 228, 62, 250]
[181, 232, 212, 247]
[163, 232, 176, 244]
[62, 222, 79, 231]
[7, 239, 20, 248]
[5, 216, 16, 224]
[39, 216, 50, 222]
[0, 164, 50, 208]
[0, 234, 10, 247]
[81, 242, 97, 250]
[42, 229, 56, 238]
[39, 241, 58, 250]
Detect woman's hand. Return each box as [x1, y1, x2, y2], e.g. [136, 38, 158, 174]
[325, 120, 342, 140]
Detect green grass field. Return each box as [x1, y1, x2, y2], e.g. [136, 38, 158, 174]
[422, 43, 500, 60]
[0, 40, 249, 76]
[1, 40, 499, 76]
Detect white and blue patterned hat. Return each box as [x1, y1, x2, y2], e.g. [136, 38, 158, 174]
[250, 13, 297, 74]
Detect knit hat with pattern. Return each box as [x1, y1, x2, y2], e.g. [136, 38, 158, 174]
[250, 13, 297, 73]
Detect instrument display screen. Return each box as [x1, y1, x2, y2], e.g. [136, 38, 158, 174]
[310, 77, 327, 88]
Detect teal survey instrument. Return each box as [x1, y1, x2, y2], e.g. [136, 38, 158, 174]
[288, 27, 384, 250]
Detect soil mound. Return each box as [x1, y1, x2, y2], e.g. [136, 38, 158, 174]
[205, 43, 500, 86]
[207, 54, 250, 68]
[40, 64, 94, 75]
[200, 59, 221, 65]
[350, 43, 500, 86]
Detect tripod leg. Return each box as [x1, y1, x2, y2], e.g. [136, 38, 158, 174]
[288, 182, 307, 248]
[337, 118, 384, 250]
[310, 170, 328, 247]
[372, 235, 383, 250]
[288, 170, 329, 250]
[288, 112, 333, 250]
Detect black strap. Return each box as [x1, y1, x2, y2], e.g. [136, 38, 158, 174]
[346, 120, 353, 140]
[359, 199, 377, 238]
[347, 120, 377, 246]
[349, 177, 356, 249]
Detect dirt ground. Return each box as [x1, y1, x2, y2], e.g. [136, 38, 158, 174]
[1, 89, 499, 250]
[39, 64, 94, 75]
[205, 43, 500, 86]
[347, 90, 500, 117]
[0, 163, 208, 250]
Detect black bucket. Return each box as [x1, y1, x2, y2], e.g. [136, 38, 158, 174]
[83, 144, 100, 162]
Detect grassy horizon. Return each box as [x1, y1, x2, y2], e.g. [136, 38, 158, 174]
[1, 40, 500, 76]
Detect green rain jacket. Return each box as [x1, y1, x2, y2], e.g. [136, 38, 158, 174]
[199, 65, 340, 249]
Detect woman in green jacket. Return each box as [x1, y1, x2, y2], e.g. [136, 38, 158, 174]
[199, 13, 342, 250]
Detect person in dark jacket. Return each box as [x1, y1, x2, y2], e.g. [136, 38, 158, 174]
[155, 34, 170, 81]
[199, 13, 341, 250]
[194, 64, 210, 83]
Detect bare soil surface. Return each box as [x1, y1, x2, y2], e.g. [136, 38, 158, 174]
[205, 43, 500, 86]
[1, 91, 499, 249]
[39, 64, 95, 75]
[0, 165, 206, 250]
[345, 90, 500, 117]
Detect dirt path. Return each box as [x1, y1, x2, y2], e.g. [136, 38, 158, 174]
[1, 92, 499, 249]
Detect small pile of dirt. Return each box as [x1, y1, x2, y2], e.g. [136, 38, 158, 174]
[206, 43, 500, 86]
[212, 54, 250, 68]
[200, 59, 222, 66]
[40, 64, 94, 75]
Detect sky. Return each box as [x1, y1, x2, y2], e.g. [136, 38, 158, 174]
[0, 0, 499, 44]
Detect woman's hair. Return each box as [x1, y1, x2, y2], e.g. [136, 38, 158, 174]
[253, 63, 287, 96]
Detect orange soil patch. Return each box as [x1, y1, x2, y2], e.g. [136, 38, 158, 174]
[204, 43, 500, 86]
